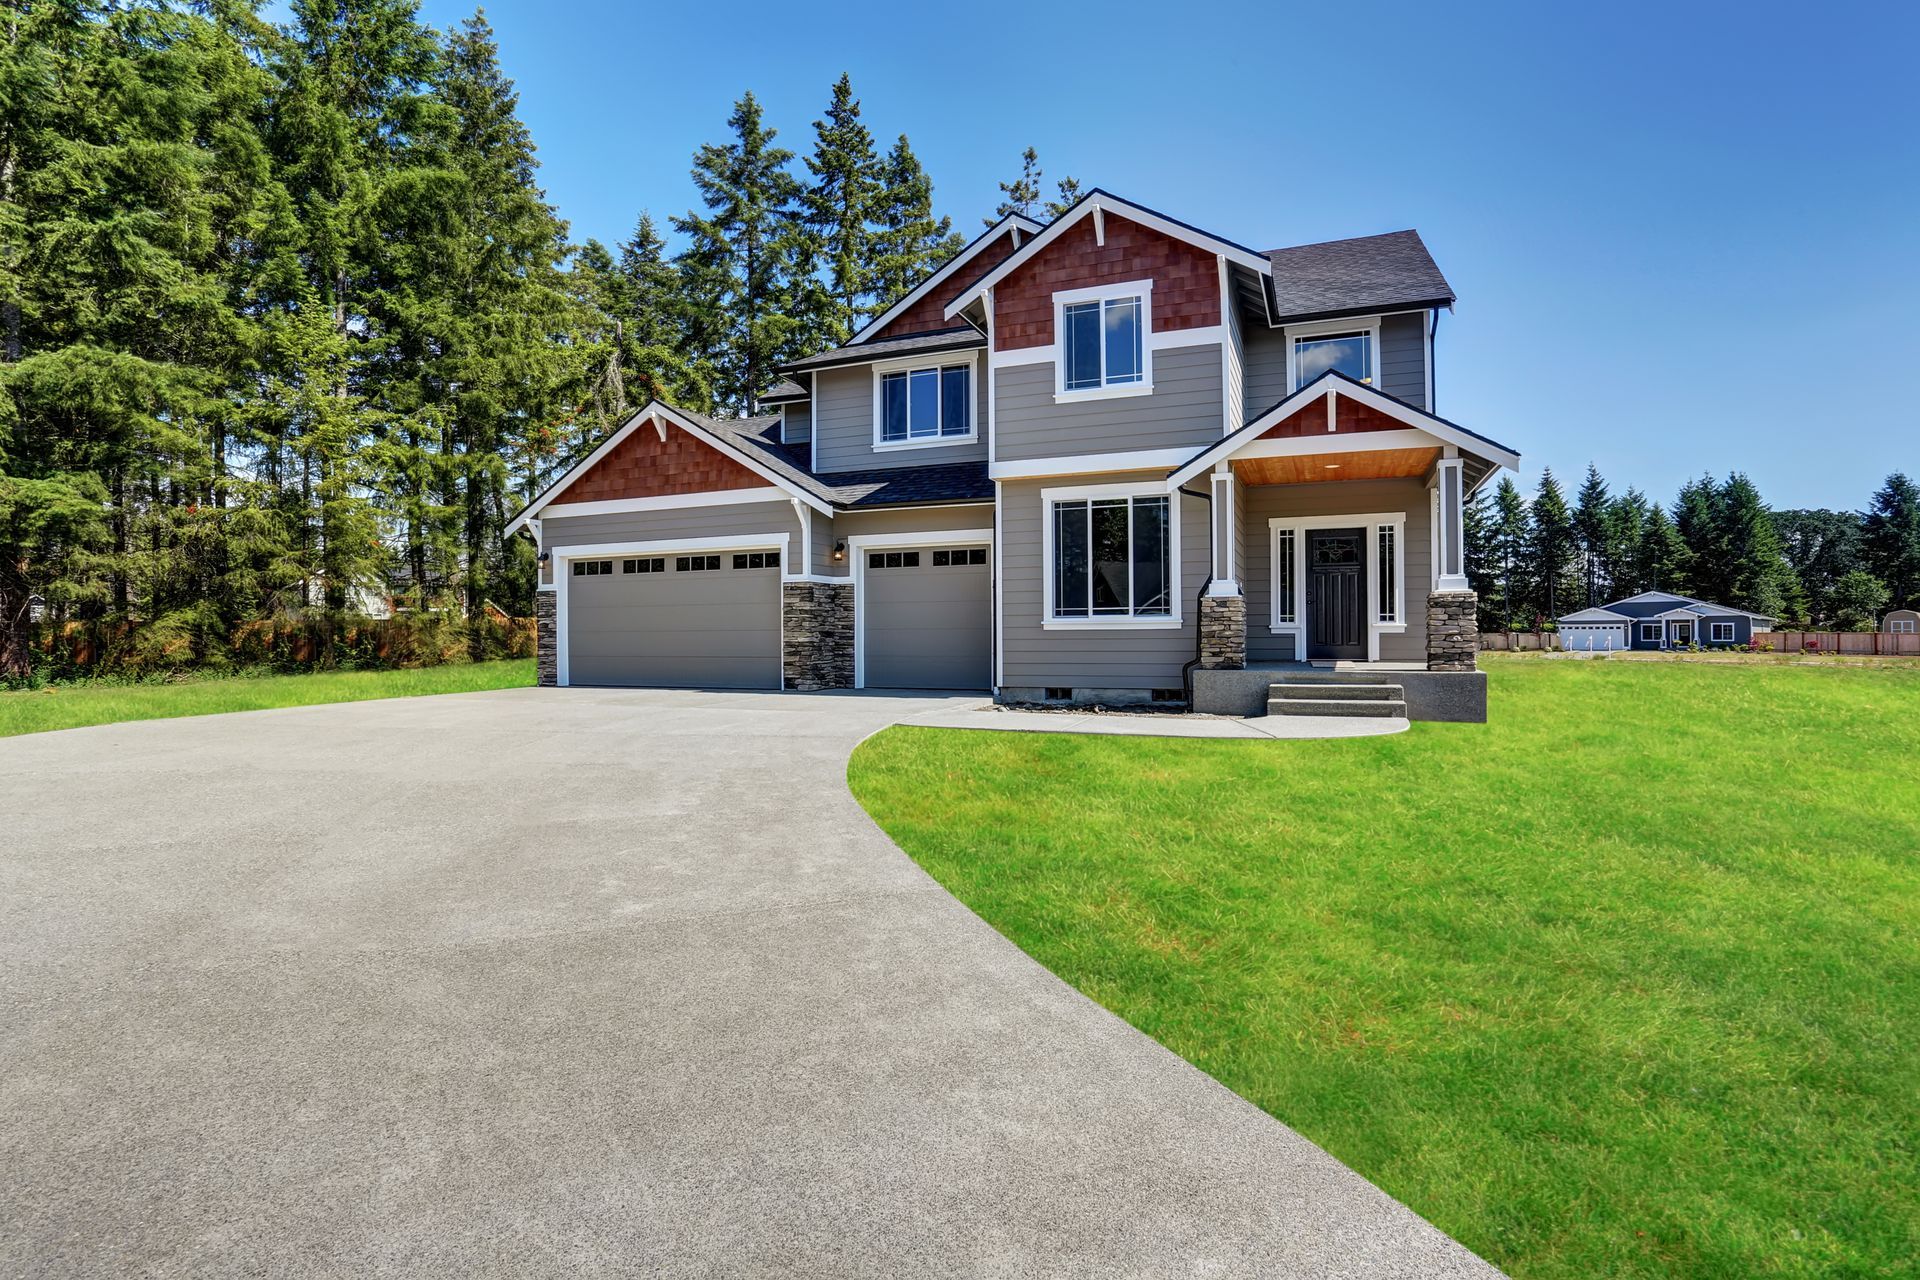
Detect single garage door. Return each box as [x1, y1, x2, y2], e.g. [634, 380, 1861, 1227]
[1559, 622, 1628, 654]
[862, 545, 991, 689]
[566, 549, 780, 688]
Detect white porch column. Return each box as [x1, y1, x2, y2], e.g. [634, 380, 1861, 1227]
[1207, 466, 1240, 595]
[1432, 455, 1469, 592]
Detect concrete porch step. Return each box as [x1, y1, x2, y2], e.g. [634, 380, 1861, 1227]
[1266, 696, 1408, 718]
[1268, 682, 1405, 702]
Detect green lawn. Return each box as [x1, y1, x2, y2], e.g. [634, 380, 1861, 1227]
[849, 657, 1919, 1280]
[0, 660, 534, 738]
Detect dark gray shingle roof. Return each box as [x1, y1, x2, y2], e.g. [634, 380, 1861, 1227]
[1265, 230, 1454, 323]
[689, 412, 991, 509]
[758, 378, 808, 402]
[781, 326, 984, 373]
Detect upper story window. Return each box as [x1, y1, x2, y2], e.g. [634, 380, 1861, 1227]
[874, 361, 973, 448]
[1054, 280, 1154, 401]
[1287, 317, 1379, 391]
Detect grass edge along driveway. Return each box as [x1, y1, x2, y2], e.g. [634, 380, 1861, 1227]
[0, 660, 534, 738]
[849, 657, 1919, 1280]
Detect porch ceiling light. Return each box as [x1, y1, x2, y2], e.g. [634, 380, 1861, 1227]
[1323, 462, 1341, 469]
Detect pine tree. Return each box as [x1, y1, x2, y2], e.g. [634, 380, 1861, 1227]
[1639, 504, 1689, 594]
[1486, 476, 1532, 630]
[1605, 488, 1649, 596]
[675, 92, 803, 415]
[1463, 486, 1497, 630]
[1671, 475, 1722, 599]
[870, 134, 960, 320]
[1529, 468, 1577, 623]
[990, 146, 1044, 224]
[800, 74, 880, 347]
[606, 213, 709, 411]
[1861, 472, 1920, 609]
[1716, 473, 1797, 618]
[1046, 174, 1083, 218]
[1571, 462, 1611, 606]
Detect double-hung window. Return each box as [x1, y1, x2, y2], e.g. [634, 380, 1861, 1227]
[1055, 281, 1152, 398]
[1049, 492, 1172, 621]
[877, 363, 972, 444]
[1709, 621, 1736, 643]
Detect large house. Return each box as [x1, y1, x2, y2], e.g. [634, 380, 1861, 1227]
[1557, 591, 1777, 651]
[507, 190, 1520, 721]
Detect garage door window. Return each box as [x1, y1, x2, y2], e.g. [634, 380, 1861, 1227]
[572, 560, 613, 576]
[868, 551, 921, 569]
[676, 555, 721, 572]
[622, 557, 665, 574]
[932, 548, 987, 566]
[732, 551, 779, 570]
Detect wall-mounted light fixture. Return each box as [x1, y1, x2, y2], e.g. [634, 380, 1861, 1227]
[831, 540, 847, 563]
[538, 550, 551, 562]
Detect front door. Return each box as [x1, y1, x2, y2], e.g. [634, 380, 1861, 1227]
[1671, 620, 1693, 647]
[1307, 528, 1367, 660]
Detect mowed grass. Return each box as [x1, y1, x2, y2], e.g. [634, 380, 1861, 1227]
[849, 658, 1920, 1279]
[0, 659, 534, 738]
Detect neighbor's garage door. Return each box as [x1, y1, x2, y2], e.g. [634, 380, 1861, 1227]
[566, 549, 780, 688]
[1559, 622, 1628, 653]
[862, 545, 990, 689]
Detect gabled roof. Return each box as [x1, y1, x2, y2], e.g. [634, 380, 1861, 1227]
[1610, 590, 1777, 622]
[1575, 591, 1778, 624]
[1265, 230, 1454, 325]
[1167, 369, 1520, 488]
[846, 213, 1043, 347]
[503, 401, 834, 536]
[1558, 607, 1632, 623]
[757, 378, 808, 403]
[943, 188, 1273, 321]
[781, 326, 984, 374]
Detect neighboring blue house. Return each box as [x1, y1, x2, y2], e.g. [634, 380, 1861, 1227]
[1557, 591, 1777, 652]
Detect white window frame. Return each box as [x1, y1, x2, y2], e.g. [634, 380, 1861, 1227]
[1890, 618, 1916, 634]
[1639, 622, 1663, 645]
[1708, 621, 1736, 643]
[1266, 512, 1406, 662]
[870, 354, 977, 451]
[1053, 279, 1154, 403]
[1041, 480, 1181, 629]
[1670, 619, 1694, 646]
[1285, 314, 1380, 393]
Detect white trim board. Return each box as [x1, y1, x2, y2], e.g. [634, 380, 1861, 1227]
[539, 487, 789, 522]
[989, 446, 1191, 482]
[1267, 514, 1408, 663]
[1038, 481, 1184, 630]
[847, 527, 994, 689]
[869, 351, 979, 450]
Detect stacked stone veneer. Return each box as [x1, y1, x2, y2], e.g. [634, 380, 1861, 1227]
[1426, 590, 1478, 671]
[535, 591, 557, 686]
[1199, 592, 1246, 670]
[782, 581, 854, 690]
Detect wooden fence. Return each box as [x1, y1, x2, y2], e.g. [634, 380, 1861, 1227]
[1479, 632, 1562, 651]
[1760, 631, 1920, 656]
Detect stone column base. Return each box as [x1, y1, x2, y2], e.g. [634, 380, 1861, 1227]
[535, 591, 557, 686]
[1427, 590, 1478, 671]
[782, 581, 854, 690]
[1199, 592, 1246, 670]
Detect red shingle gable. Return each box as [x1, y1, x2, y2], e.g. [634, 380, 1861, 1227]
[992, 213, 1220, 352]
[552, 423, 764, 504]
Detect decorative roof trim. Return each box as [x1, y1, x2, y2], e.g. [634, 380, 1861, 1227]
[1167, 370, 1520, 488]
[943, 189, 1272, 321]
[504, 401, 833, 537]
[847, 213, 1044, 347]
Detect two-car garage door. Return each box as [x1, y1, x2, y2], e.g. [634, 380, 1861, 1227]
[566, 550, 780, 688]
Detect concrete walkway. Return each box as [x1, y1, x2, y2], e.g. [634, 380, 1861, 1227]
[904, 701, 1409, 739]
[1, 688, 1495, 1278]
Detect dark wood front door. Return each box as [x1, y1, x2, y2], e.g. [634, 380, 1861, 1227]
[1307, 528, 1367, 660]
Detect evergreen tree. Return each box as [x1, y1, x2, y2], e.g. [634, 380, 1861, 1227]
[1571, 462, 1611, 606]
[1861, 472, 1920, 609]
[1604, 487, 1650, 596]
[1773, 508, 1862, 625]
[1046, 174, 1084, 218]
[1716, 473, 1797, 618]
[674, 92, 803, 415]
[1486, 476, 1532, 630]
[869, 134, 960, 320]
[600, 213, 709, 411]
[1529, 469, 1578, 623]
[990, 146, 1044, 223]
[800, 74, 880, 347]
[1671, 475, 1722, 599]
[1463, 486, 1497, 630]
[1638, 503, 1689, 594]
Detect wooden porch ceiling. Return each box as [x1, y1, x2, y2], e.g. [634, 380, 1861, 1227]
[1231, 446, 1441, 486]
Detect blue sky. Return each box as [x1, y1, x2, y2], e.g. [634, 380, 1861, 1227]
[415, 0, 1917, 511]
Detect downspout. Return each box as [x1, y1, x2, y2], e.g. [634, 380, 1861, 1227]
[1177, 483, 1214, 707]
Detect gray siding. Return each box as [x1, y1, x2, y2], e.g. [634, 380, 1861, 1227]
[1242, 478, 1434, 663]
[994, 344, 1223, 464]
[779, 400, 811, 444]
[542, 500, 801, 555]
[1379, 312, 1427, 408]
[998, 476, 1209, 691]
[1239, 311, 1430, 419]
[811, 350, 988, 474]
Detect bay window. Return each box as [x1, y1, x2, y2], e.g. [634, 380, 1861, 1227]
[1048, 491, 1174, 622]
[876, 362, 972, 445]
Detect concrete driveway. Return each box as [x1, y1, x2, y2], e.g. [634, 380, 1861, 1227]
[1, 687, 1499, 1277]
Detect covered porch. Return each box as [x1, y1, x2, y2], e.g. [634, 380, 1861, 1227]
[1171, 372, 1518, 721]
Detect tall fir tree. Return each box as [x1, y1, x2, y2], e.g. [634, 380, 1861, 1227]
[675, 92, 803, 415]
[989, 146, 1080, 223]
[1529, 468, 1577, 623]
[1638, 503, 1689, 594]
[1671, 475, 1723, 600]
[1604, 487, 1650, 596]
[799, 74, 881, 347]
[1861, 472, 1920, 609]
[869, 134, 960, 320]
[1715, 473, 1798, 619]
[1486, 476, 1532, 630]
[1571, 462, 1611, 606]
